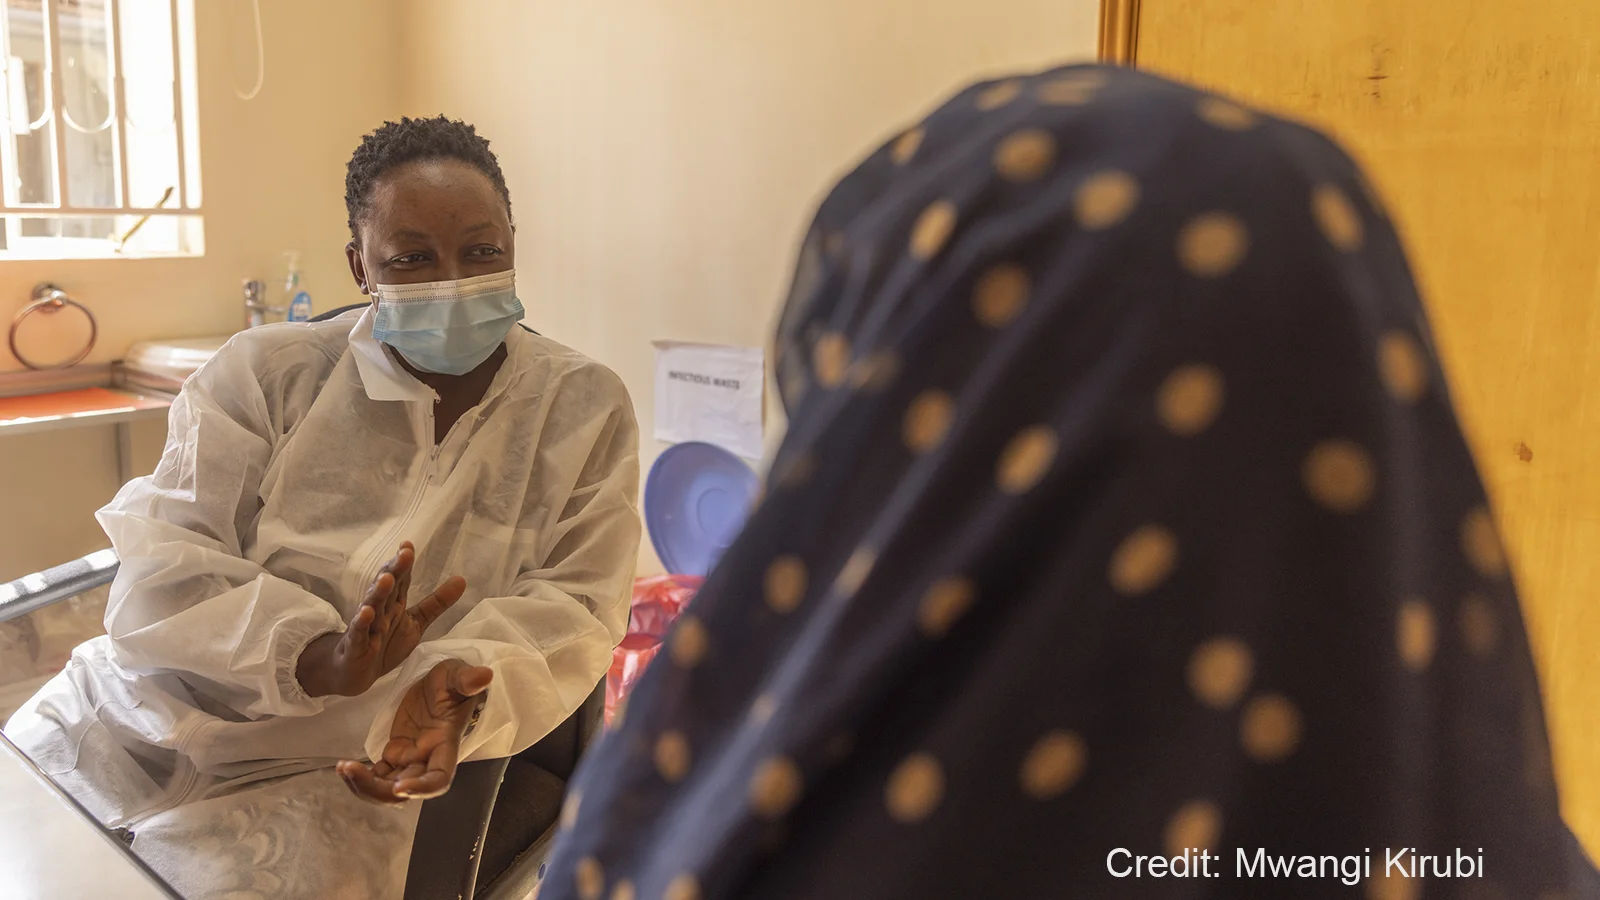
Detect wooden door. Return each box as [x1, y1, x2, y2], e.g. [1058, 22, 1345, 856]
[1135, 0, 1600, 854]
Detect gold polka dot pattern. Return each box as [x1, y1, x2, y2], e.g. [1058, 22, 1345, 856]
[765, 556, 807, 614]
[1197, 97, 1256, 130]
[575, 857, 604, 900]
[1165, 800, 1223, 855]
[995, 129, 1057, 183]
[1109, 526, 1179, 596]
[1304, 441, 1376, 513]
[997, 427, 1058, 494]
[973, 264, 1030, 328]
[813, 333, 851, 390]
[1157, 365, 1225, 435]
[671, 617, 709, 669]
[891, 127, 925, 165]
[975, 80, 1023, 110]
[1313, 185, 1364, 251]
[654, 730, 690, 783]
[749, 757, 804, 820]
[910, 201, 959, 260]
[1188, 638, 1253, 709]
[1019, 731, 1087, 799]
[1241, 694, 1302, 762]
[1462, 508, 1508, 578]
[918, 577, 977, 637]
[886, 753, 945, 823]
[665, 875, 702, 900]
[1178, 212, 1250, 277]
[903, 391, 955, 454]
[1398, 599, 1437, 671]
[1075, 170, 1140, 230]
[1379, 332, 1429, 403]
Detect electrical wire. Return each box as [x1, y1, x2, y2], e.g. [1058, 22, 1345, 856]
[233, 0, 264, 101]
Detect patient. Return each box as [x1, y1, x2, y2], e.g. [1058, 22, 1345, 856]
[541, 67, 1591, 898]
[5, 116, 640, 898]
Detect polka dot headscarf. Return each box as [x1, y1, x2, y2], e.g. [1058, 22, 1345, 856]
[543, 65, 1585, 900]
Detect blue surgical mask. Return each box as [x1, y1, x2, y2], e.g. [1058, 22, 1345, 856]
[370, 270, 524, 376]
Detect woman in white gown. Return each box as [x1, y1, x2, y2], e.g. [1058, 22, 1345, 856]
[5, 115, 641, 899]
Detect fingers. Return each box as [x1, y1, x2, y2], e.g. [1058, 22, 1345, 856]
[365, 574, 395, 650]
[381, 737, 411, 767]
[359, 572, 392, 617]
[338, 574, 388, 656]
[336, 760, 406, 807]
[393, 541, 416, 576]
[393, 769, 452, 800]
[377, 542, 414, 579]
[369, 542, 412, 605]
[448, 663, 495, 699]
[374, 547, 414, 632]
[338, 754, 444, 804]
[409, 576, 468, 632]
[396, 736, 461, 800]
[359, 572, 394, 621]
[393, 542, 414, 603]
[368, 543, 418, 643]
[388, 544, 414, 604]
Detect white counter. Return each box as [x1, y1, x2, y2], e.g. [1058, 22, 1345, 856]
[0, 733, 177, 899]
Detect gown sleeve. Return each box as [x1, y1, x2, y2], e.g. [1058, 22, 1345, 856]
[98, 337, 346, 720]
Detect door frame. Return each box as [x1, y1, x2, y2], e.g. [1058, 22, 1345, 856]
[1099, 0, 1142, 64]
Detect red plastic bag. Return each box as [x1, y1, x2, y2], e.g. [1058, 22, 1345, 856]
[605, 574, 703, 725]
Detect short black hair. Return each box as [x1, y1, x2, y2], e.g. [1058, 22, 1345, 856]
[344, 115, 513, 239]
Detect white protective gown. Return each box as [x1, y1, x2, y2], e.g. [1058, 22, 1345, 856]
[5, 308, 641, 898]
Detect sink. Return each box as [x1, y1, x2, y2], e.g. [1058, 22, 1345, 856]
[117, 336, 231, 393]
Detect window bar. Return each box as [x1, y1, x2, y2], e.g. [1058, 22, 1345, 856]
[0, 206, 183, 216]
[0, 2, 12, 210]
[168, 0, 187, 211]
[109, 0, 131, 209]
[43, 0, 68, 211]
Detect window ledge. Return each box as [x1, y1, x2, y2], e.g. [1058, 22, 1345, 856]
[0, 248, 204, 261]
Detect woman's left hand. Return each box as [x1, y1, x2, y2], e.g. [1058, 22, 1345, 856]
[337, 659, 493, 805]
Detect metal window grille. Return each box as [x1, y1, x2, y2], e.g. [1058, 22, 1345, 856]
[0, 0, 200, 253]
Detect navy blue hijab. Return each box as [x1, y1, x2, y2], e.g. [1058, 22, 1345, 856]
[542, 65, 1588, 899]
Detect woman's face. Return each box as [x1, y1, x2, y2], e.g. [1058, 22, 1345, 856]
[345, 158, 514, 293]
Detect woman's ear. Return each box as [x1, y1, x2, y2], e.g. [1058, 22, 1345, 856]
[345, 240, 370, 295]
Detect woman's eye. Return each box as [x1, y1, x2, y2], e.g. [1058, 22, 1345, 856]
[468, 246, 503, 258]
[392, 253, 428, 264]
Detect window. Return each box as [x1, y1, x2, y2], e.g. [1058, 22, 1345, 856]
[0, 0, 201, 258]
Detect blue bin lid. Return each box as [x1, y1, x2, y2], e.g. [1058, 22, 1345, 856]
[644, 442, 760, 577]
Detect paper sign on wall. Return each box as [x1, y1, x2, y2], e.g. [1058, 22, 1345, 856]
[652, 341, 765, 460]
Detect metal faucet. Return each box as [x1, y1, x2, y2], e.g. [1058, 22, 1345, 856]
[243, 279, 284, 328]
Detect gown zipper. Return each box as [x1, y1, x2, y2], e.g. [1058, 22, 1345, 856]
[353, 404, 439, 602]
[351, 398, 475, 603]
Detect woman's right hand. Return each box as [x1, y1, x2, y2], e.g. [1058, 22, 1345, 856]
[337, 658, 494, 805]
[295, 542, 468, 698]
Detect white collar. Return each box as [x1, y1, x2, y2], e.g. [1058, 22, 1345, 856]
[347, 305, 439, 403]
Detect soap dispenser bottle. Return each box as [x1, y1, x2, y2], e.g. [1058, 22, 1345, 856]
[283, 252, 314, 322]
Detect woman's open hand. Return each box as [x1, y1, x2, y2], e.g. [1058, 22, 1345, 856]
[295, 542, 468, 698]
[337, 659, 494, 805]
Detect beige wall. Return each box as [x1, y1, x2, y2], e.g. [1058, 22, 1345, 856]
[397, 0, 1099, 573]
[0, 0, 1098, 581]
[0, 0, 402, 579]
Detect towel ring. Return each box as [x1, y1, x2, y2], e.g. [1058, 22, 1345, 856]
[10, 284, 98, 371]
